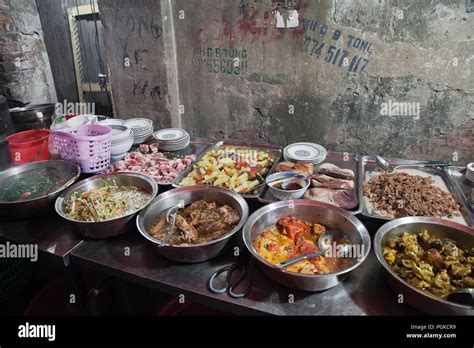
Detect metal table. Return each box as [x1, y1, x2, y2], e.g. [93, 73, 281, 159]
[70, 218, 416, 316]
[0, 212, 84, 266]
[0, 138, 416, 315]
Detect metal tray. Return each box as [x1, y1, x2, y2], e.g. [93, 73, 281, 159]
[172, 140, 283, 199]
[360, 156, 473, 227]
[444, 166, 474, 220]
[257, 151, 362, 215]
[128, 139, 213, 187]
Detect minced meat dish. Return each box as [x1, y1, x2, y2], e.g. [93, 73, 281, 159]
[363, 172, 460, 218]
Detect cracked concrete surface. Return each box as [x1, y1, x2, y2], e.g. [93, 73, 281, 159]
[101, 0, 472, 164]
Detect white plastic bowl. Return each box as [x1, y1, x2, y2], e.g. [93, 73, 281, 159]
[111, 134, 133, 156]
[110, 125, 132, 143]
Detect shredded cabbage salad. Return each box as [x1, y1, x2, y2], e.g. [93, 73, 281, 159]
[64, 184, 151, 222]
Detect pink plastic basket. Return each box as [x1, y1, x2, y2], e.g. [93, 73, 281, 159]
[50, 124, 112, 173]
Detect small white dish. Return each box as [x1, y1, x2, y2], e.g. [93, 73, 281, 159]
[266, 171, 310, 201]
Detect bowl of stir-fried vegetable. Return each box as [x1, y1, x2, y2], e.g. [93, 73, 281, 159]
[55, 172, 158, 238]
[374, 217, 474, 315]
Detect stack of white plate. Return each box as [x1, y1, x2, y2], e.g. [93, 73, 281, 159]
[153, 128, 190, 151]
[466, 162, 474, 183]
[124, 118, 153, 145]
[110, 125, 134, 161]
[283, 142, 327, 164]
[99, 118, 125, 127]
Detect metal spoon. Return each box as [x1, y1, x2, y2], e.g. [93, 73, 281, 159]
[446, 288, 474, 307]
[276, 230, 351, 268]
[375, 155, 451, 172]
[251, 177, 296, 192]
[160, 200, 185, 245]
[375, 155, 392, 172]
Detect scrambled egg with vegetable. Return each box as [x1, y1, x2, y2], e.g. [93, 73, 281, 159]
[180, 146, 273, 194]
[383, 230, 474, 298]
[253, 216, 353, 275]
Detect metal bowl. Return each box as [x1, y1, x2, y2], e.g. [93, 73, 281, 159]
[243, 200, 371, 291]
[0, 160, 81, 219]
[55, 172, 158, 239]
[136, 186, 249, 263]
[374, 217, 474, 315]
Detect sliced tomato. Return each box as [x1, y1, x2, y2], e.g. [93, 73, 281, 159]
[293, 231, 306, 243]
[300, 242, 318, 254]
[284, 225, 303, 239]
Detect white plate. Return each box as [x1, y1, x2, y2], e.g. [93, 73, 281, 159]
[131, 124, 153, 132]
[284, 142, 327, 164]
[134, 130, 153, 137]
[158, 137, 190, 146]
[125, 118, 153, 129]
[153, 128, 188, 141]
[99, 118, 125, 126]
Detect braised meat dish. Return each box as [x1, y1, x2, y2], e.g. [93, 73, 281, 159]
[148, 200, 240, 245]
[384, 230, 474, 299]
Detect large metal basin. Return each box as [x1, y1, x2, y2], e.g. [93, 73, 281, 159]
[0, 160, 80, 219]
[243, 200, 371, 291]
[374, 217, 474, 315]
[55, 172, 158, 239]
[136, 186, 249, 263]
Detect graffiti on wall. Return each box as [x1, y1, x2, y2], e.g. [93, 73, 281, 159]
[112, 6, 166, 101]
[193, 47, 248, 75]
[299, 18, 374, 74]
[195, 1, 309, 48]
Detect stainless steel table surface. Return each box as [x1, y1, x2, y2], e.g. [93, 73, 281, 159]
[0, 212, 85, 266]
[69, 219, 416, 316]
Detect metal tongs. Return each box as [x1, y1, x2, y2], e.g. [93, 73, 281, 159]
[375, 155, 451, 172]
[158, 200, 185, 246]
[82, 196, 102, 222]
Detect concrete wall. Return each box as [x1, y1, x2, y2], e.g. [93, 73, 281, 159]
[0, 0, 57, 103]
[101, 0, 473, 164]
[99, 0, 174, 128]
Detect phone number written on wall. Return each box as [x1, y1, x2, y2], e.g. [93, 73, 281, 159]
[194, 47, 248, 75]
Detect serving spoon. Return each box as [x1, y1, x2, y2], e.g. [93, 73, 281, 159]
[446, 288, 474, 307]
[276, 229, 352, 268]
[159, 200, 185, 245]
